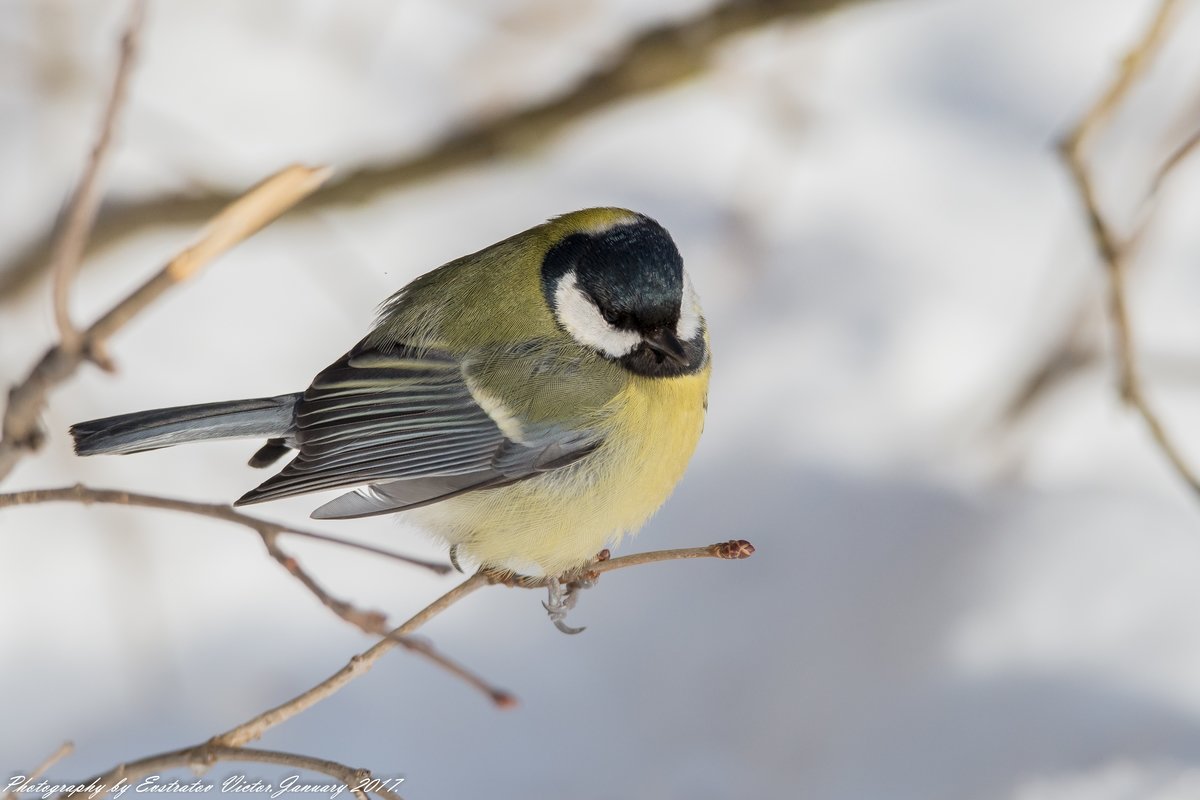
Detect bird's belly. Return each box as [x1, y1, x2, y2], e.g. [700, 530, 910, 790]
[406, 370, 709, 576]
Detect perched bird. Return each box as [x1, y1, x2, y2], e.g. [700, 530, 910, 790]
[72, 208, 710, 626]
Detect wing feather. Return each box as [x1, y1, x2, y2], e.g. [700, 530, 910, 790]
[235, 342, 601, 512]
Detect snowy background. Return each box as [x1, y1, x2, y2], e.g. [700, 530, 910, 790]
[5, 0, 1200, 798]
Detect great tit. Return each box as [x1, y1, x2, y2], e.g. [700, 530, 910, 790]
[72, 208, 710, 587]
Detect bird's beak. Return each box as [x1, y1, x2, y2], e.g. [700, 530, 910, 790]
[643, 328, 690, 367]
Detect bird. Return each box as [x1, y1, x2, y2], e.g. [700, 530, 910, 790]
[71, 208, 710, 628]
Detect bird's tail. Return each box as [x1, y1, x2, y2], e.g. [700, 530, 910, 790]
[71, 394, 300, 456]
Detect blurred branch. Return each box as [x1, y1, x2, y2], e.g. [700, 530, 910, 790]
[1059, 0, 1200, 492]
[62, 745, 403, 800]
[0, 164, 330, 483]
[5, 742, 74, 800]
[996, 0, 1195, 433]
[1150, 123, 1200, 196]
[50, 0, 146, 349]
[58, 540, 755, 796]
[0, 0, 877, 300]
[996, 304, 1097, 427]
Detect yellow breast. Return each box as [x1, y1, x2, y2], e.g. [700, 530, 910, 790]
[407, 365, 711, 576]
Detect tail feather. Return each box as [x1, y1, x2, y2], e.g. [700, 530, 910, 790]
[71, 394, 300, 456]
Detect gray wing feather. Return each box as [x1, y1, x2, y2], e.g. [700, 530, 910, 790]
[236, 343, 600, 513]
[309, 433, 601, 520]
[309, 474, 509, 519]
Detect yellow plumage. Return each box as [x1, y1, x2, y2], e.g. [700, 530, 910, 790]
[410, 360, 710, 576]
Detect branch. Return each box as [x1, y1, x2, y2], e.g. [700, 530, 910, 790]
[216, 573, 491, 748]
[1061, 0, 1178, 158]
[996, 0, 1193, 435]
[60, 744, 403, 800]
[0, 0, 878, 300]
[996, 306, 1097, 427]
[50, 0, 146, 349]
[1059, 0, 1200, 493]
[0, 164, 330, 484]
[62, 540, 754, 791]
[0, 483, 448, 573]
[0, 483, 529, 707]
[1149, 123, 1200, 198]
[5, 742, 74, 800]
[481, 539, 758, 587]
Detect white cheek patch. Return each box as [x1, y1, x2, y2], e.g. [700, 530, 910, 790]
[676, 270, 704, 341]
[553, 272, 642, 357]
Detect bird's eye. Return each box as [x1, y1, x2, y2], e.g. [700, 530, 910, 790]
[601, 308, 625, 327]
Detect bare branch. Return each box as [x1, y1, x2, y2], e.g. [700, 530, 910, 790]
[0, 483, 447, 574]
[215, 572, 491, 747]
[995, 303, 1098, 427]
[1149, 124, 1200, 197]
[253, 531, 513, 706]
[0, 164, 330, 484]
[0, 0, 877, 300]
[385, 634, 517, 709]
[1002, 0, 1184, 436]
[5, 742, 74, 800]
[1062, 0, 1178, 157]
[483, 540, 759, 588]
[221, 540, 753, 747]
[0, 484, 529, 707]
[1060, 0, 1200, 494]
[61, 744, 403, 800]
[255, 527, 391, 631]
[600, 538, 755, 568]
[60, 538, 754, 789]
[49, 0, 146, 349]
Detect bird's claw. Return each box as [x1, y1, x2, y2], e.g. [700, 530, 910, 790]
[544, 577, 587, 635]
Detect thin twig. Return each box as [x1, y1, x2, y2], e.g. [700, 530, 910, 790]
[60, 744, 403, 800]
[595, 539, 756, 571]
[215, 572, 492, 747]
[1006, 0, 1181, 439]
[1061, 0, 1178, 157]
[0, 0, 877, 300]
[385, 634, 517, 709]
[483, 540, 757, 589]
[0, 483, 447, 574]
[1060, 0, 1200, 493]
[50, 0, 146, 349]
[0, 484, 515, 706]
[255, 527, 391, 631]
[220, 540, 752, 746]
[4, 742, 74, 800]
[254, 529, 512, 705]
[998, 307, 1097, 426]
[64, 539, 754, 788]
[0, 164, 330, 484]
[1149, 124, 1200, 197]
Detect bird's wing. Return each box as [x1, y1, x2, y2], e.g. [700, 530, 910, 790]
[234, 342, 604, 517]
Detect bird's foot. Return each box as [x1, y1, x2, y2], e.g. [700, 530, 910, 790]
[449, 544, 464, 574]
[543, 576, 587, 635]
[478, 566, 541, 588]
[477, 556, 607, 633]
[541, 550, 610, 633]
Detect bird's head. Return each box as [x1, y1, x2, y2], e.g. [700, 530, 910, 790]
[541, 209, 706, 378]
